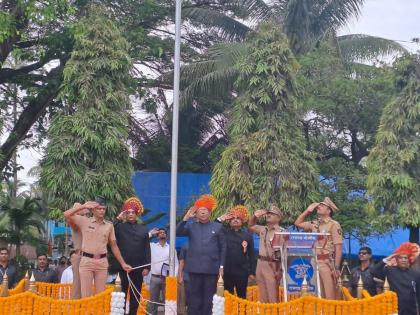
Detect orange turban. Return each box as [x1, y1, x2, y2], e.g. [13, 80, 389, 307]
[393, 242, 420, 264]
[194, 194, 217, 212]
[228, 205, 249, 222]
[121, 197, 144, 215]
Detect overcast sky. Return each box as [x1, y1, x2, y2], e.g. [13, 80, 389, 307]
[17, 0, 420, 185]
[340, 0, 420, 52]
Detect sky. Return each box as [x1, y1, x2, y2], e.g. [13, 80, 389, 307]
[16, 0, 420, 186]
[340, 0, 420, 52]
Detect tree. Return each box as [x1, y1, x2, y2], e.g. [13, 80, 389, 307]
[40, 5, 134, 215]
[367, 54, 420, 243]
[210, 22, 318, 219]
[0, 0, 234, 175]
[0, 188, 46, 257]
[134, 96, 228, 172]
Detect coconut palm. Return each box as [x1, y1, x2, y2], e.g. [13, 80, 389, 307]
[0, 187, 46, 257]
[179, 0, 407, 106]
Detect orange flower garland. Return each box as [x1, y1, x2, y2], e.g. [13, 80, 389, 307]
[223, 289, 398, 315]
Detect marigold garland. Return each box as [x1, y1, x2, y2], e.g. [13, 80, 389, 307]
[0, 285, 113, 314]
[223, 289, 398, 315]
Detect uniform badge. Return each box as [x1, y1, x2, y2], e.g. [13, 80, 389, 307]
[242, 240, 248, 253]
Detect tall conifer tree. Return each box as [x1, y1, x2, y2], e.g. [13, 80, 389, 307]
[210, 22, 318, 219]
[40, 5, 134, 215]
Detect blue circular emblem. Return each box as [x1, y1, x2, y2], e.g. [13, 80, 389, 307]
[288, 258, 314, 285]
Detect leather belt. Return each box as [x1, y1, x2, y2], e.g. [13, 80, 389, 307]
[152, 274, 166, 279]
[317, 253, 331, 260]
[82, 252, 107, 259]
[258, 255, 276, 262]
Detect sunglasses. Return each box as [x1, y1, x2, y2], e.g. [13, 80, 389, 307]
[359, 251, 370, 255]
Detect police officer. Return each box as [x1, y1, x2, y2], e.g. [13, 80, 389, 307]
[64, 197, 132, 297]
[67, 202, 89, 299]
[217, 205, 256, 299]
[248, 205, 284, 303]
[295, 197, 342, 300]
[176, 194, 226, 315]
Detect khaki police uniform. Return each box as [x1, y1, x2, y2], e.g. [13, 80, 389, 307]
[70, 226, 82, 299]
[72, 215, 116, 297]
[301, 218, 343, 299]
[253, 224, 284, 303]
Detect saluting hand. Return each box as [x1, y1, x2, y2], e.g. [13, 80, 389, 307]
[383, 254, 397, 267]
[116, 211, 127, 221]
[83, 201, 100, 209]
[149, 228, 160, 237]
[306, 203, 319, 213]
[183, 207, 196, 221]
[218, 213, 233, 222]
[254, 209, 267, 218]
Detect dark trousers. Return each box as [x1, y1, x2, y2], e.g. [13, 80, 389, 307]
[188, 273, 218, 315]
[224, 273, 248, 299]
[184, 280, 190, 308]
[120, 269, 144, 315]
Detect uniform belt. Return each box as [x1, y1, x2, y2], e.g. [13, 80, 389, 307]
[258, 255, 276, 262]
[82, 252, 107, 259]
[152, 274, 166, 279]
[317, 253, 331, 260]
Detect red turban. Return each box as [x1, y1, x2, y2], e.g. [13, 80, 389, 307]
[121, 197, 144, 215]
[393, 242, 420, 264]
[194, 194, 217, 212]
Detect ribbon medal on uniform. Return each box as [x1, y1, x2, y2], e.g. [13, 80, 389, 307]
[242, 240, 248, 253]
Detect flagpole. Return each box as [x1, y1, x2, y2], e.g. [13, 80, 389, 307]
[169, 0, 182, 276]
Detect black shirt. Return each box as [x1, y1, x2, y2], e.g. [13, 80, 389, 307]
[0, 264, 17, 288]
[371, 261, 420, 315]
[114, 221, 151, 269]
[222, 226, 256, 277]
[32, 267, 58, 283]
[350, 263, 377, 297]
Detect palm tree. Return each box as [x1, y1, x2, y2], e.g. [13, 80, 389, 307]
[179, 0, 407, 106]
[0, 187, 46, 257]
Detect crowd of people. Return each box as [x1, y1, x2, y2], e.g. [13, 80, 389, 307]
[1, 195, 419, 315]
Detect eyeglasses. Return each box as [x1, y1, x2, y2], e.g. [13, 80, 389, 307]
[359, 251, 370, 255]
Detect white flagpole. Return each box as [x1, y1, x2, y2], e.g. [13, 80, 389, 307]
[169, 0, 182, 276]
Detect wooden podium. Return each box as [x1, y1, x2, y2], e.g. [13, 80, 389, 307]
[271, 232, 330, 301]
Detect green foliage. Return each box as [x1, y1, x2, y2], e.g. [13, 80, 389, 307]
[40, 6, 134, 216]
[210, 22, 318, 220]
[367, 54, 420, 227]
[297, 42, 396, 237]
[0, 190, 46, 256]
[338, 34, 407, 63]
